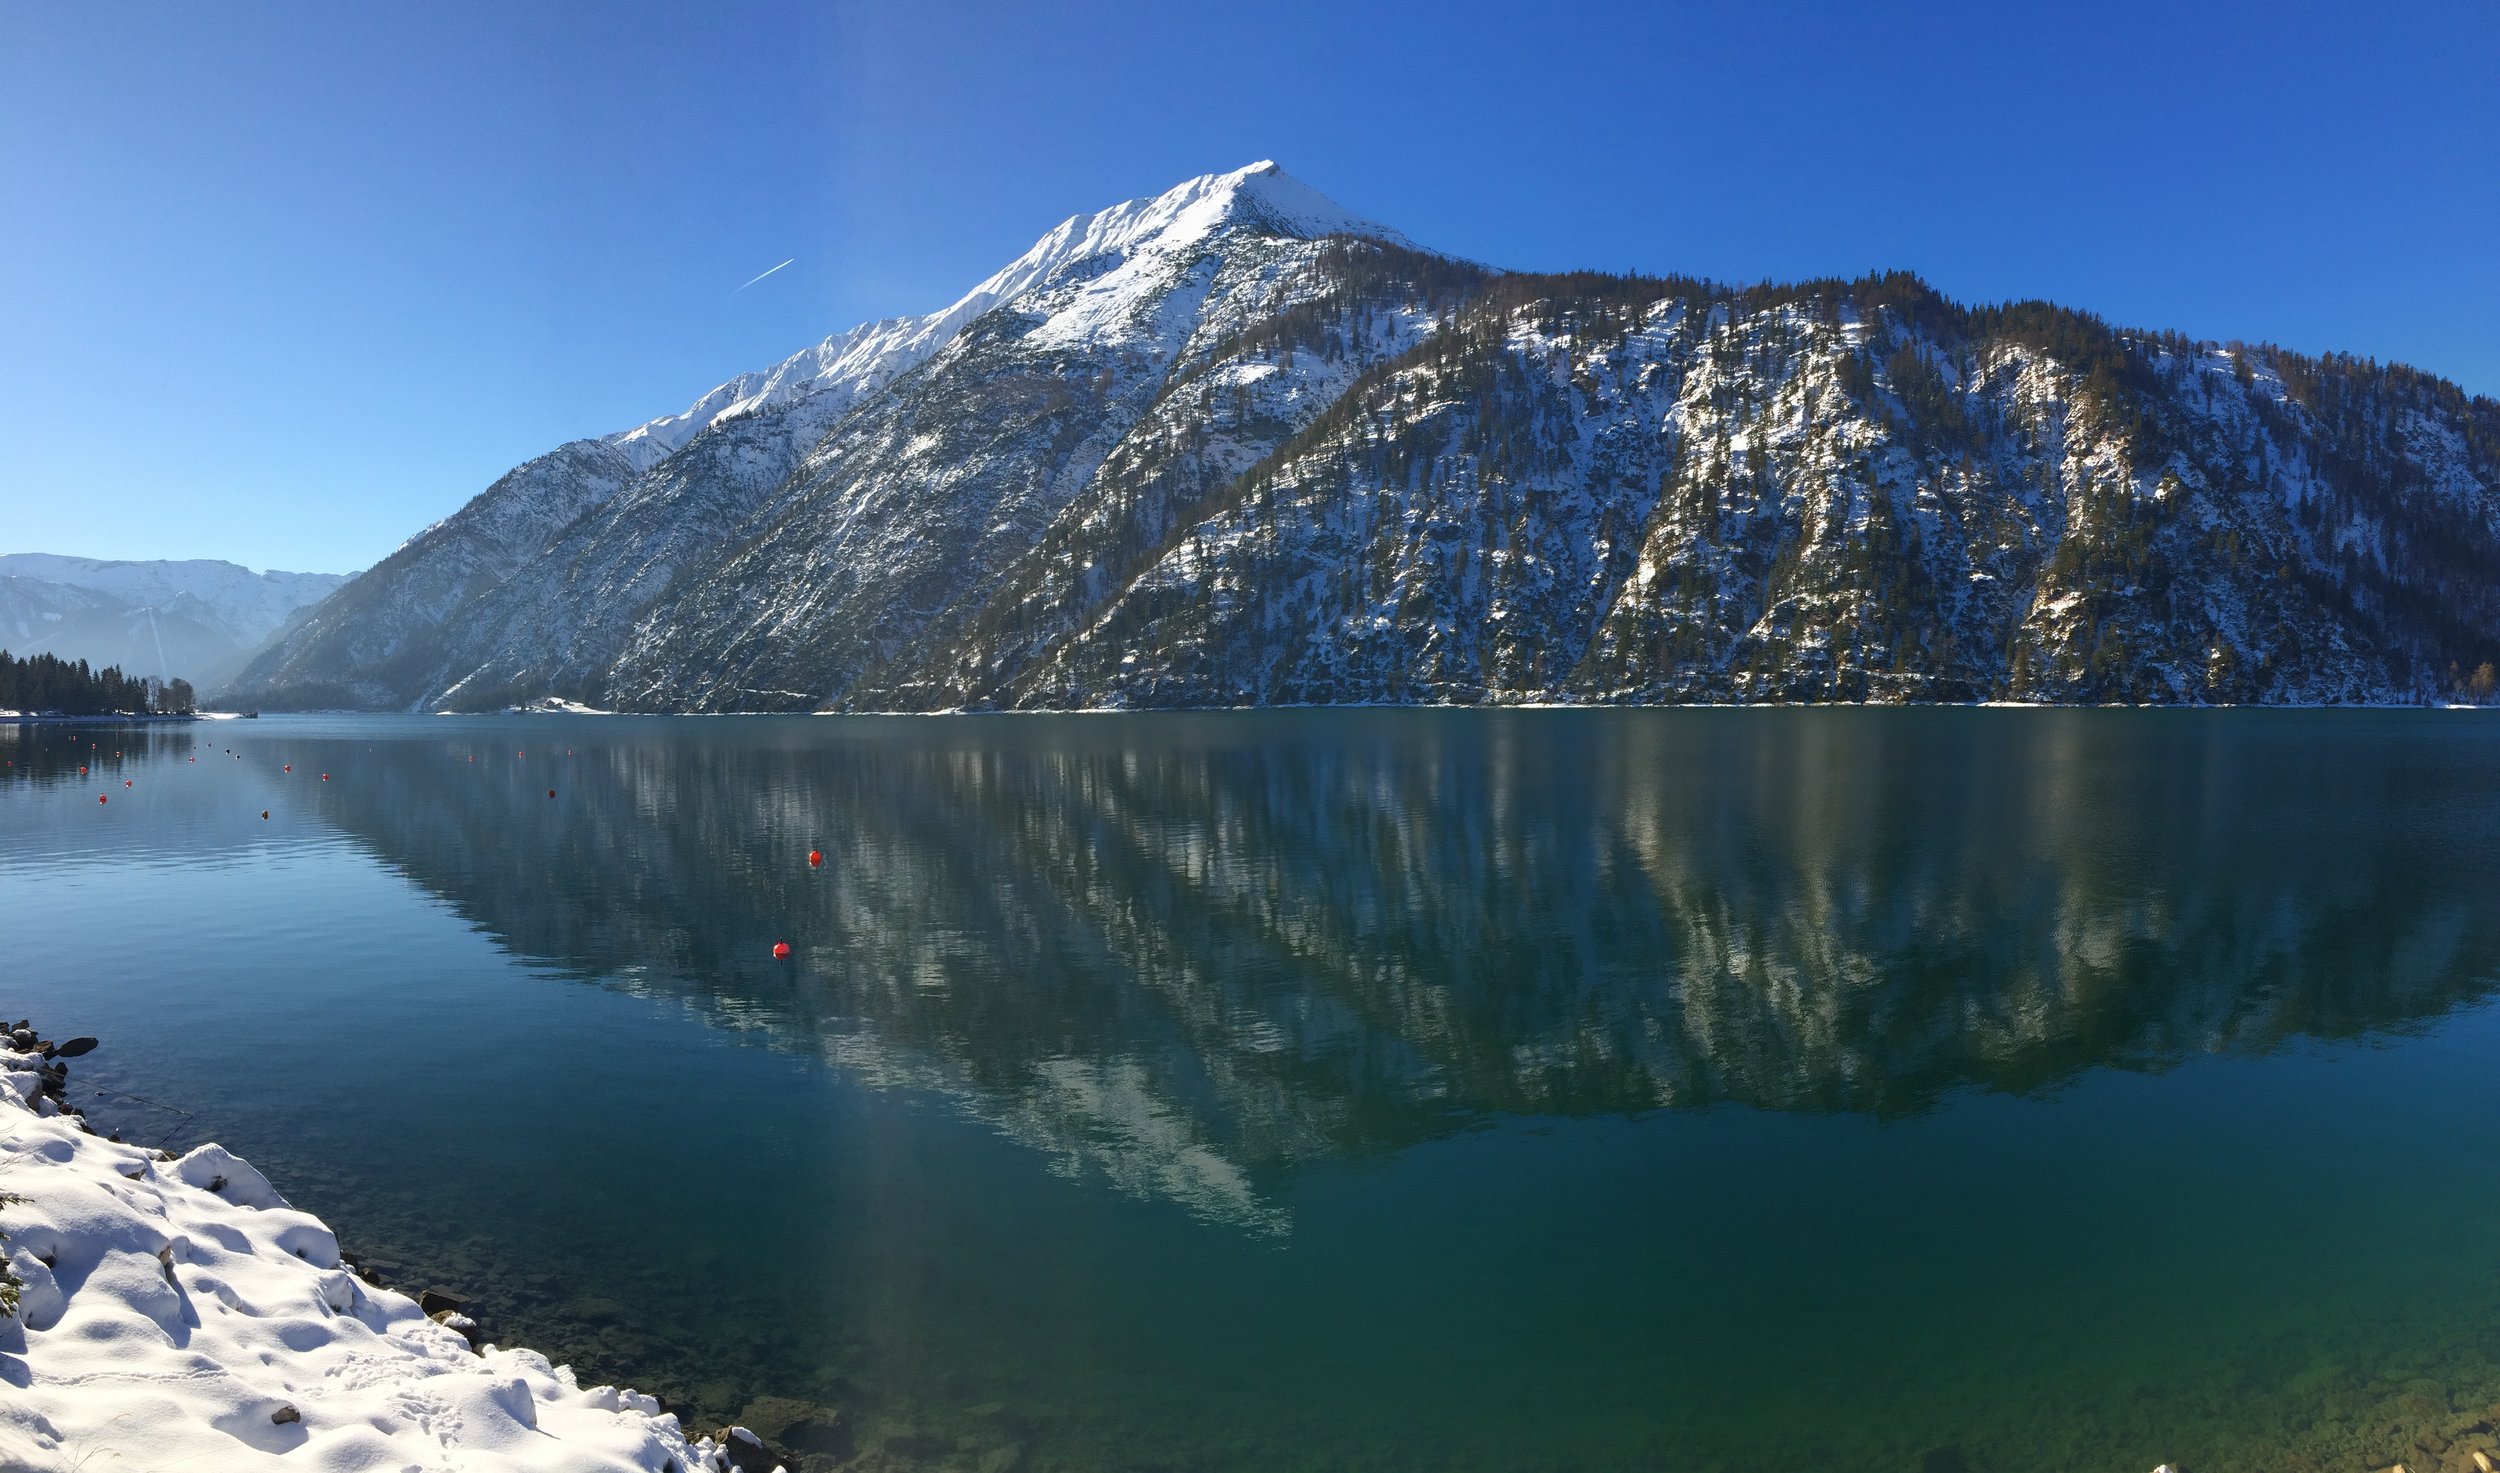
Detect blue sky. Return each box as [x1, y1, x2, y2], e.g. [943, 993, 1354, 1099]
[3, 0, 2493, 574]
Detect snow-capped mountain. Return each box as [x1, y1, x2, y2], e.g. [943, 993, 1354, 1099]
[0, 555, 349, 690]
[227, 164, 2500, 711]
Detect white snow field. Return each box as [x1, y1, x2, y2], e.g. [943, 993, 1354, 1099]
[0, 1036, 773, 1473]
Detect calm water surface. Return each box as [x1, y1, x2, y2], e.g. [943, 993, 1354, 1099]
[8, 710, 2500, 1472]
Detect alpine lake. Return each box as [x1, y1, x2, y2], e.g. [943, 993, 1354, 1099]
[11, 708, 2500, 1473]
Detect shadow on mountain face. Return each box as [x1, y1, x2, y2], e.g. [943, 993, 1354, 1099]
[294, 709, 2500, 1220]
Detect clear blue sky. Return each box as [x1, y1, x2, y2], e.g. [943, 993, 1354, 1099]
[4, 0, 2493, 574]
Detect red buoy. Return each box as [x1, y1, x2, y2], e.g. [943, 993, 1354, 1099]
[807, 850, 824, 867]
[78, 766, 87, 776]
[97, 794, 107, 804]
[546, 788, 555, 798]
[283, 764, 291, 773]
[124, 779, 132, 788]
[321, 773, 329, 781]
[772, 941, 792, 960]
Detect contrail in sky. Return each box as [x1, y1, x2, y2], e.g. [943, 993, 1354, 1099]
[735, 258, 796, 292]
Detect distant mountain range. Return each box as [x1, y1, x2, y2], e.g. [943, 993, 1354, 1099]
[225, 162, 2500, 711]
[0, 555, 349, 693]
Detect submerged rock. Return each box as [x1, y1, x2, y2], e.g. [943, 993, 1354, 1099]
[879, 1426, 952, 1462]
[737, 1395, 855, 1463]
[562, 1293, 629, 1326]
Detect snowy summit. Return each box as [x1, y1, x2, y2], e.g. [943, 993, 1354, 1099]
[605, 163, 1413, 469]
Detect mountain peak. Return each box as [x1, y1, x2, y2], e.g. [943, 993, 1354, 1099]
[606, 164, 1411, 468]
[1218, 161, 1413, 245]
[1019, 161, 1412, 265]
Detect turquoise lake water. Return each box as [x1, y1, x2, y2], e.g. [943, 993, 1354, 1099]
[8, 710, 2500, 1472]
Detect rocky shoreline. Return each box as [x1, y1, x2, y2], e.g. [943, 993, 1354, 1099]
[0, 1018, 797, 1473]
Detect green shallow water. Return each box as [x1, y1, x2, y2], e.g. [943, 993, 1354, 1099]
[8, 708, 2500, 1472]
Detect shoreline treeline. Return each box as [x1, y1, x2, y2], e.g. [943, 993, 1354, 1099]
[0, 650, 193, 715]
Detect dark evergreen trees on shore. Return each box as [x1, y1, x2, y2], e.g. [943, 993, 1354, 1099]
[0, 650, 191, 715]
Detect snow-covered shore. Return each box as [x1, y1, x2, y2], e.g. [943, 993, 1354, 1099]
[0, 1025, 777, 1473]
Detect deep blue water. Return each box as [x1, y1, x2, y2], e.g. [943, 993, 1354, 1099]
[9, 710, 2500, 1472]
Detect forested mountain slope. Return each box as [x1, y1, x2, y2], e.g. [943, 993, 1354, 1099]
[226, 165, 2500, 711]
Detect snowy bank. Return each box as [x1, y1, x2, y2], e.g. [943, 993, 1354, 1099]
[0, 1024, 780, 1473]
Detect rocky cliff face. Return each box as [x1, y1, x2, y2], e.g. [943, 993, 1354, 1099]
[227, 165, 2500, 711]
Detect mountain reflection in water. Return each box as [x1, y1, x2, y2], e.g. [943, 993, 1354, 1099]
[270, 709, 2498, 1233]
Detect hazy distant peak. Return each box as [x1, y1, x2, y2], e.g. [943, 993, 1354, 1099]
[0, 553, 350, 597]
[0, 553, 352, 688]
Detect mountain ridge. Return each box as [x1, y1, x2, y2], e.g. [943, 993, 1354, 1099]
[225, 165, 2500, 711]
